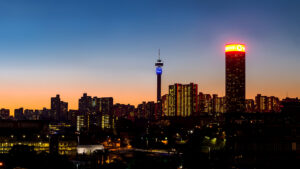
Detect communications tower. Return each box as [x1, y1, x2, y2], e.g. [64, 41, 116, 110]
[155, 49, 163, 102]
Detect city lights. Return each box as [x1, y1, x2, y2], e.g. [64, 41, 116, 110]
[225, 44, 245, 52]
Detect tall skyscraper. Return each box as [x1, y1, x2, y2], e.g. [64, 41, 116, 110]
[225, 44, 246, 113]
[155, 49, 164, 102]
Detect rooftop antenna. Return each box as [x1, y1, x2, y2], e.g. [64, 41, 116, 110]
[158, 48, 161, 60]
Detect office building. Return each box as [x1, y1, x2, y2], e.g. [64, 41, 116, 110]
[225, 44, 246, 113]
[100, 97, 114, 129]
[168, 83, 198, 117]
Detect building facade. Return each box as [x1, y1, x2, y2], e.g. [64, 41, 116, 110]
[225, 44, 246, 113]
[168, 83, 198, 117]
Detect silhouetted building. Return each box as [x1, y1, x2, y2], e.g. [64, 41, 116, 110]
[137, 101, 155, 119]
[14, 107, 24, 120]
[281, 97, 300, 123]
[40, 108, 51, 120]
[78, 93, 93, 114]
[114, 103, 135, 120]
[0, 108, 10, 119]
[225, 44, 246, 113]
[51, 94, 68, 121]
[24, 109, 34, 120]
[69, 109, 79, 127]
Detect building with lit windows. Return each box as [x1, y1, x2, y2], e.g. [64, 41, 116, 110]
[255, 94, 280, 113]
[77, 94, 115, 130]
[162, 94, 169, 116]
[245, 99, 255, 113]
[100, 97, 114, 129]
[168, 83, 198, 117]
[213, 95, 226, 114]
[225, 44, 246, 113]
[49, 123, 72, 134]
[197, 92, 225, 115]
[78, 94, 101, 131]
[0, 140, 50, 154]
[198, 92, 212, 114]
[0, 121, 77, 156]
[77, 115, 85, 132]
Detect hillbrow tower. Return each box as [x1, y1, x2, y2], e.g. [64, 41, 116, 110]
[155, 49, 164, 102]
[225, 44, 246, 113]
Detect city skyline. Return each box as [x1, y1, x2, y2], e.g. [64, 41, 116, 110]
[1, 0, 300, 113]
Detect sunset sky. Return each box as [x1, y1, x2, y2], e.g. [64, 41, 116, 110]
[1, 0, 300, 114]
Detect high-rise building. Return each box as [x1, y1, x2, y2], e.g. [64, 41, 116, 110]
[100, 97, 114, 129]
[168, 83, 198, 117]
[155, 50, 163, 102]
[225, 44, 246, 113]
[51, 94, 68, 121]
[168, 83, 181, 117]
[78, 93, 93, 114]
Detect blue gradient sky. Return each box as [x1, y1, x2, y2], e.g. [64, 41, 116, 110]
[1, 0, 300, 112]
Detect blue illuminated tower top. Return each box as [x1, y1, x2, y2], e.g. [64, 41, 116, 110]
[155, 49, 164, 74]
[155, 49, 163, 102]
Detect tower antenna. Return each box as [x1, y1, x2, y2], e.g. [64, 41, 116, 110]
[158, 48, 160, 60]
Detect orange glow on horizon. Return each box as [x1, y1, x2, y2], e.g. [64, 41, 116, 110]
[225, 44, 245, 52]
